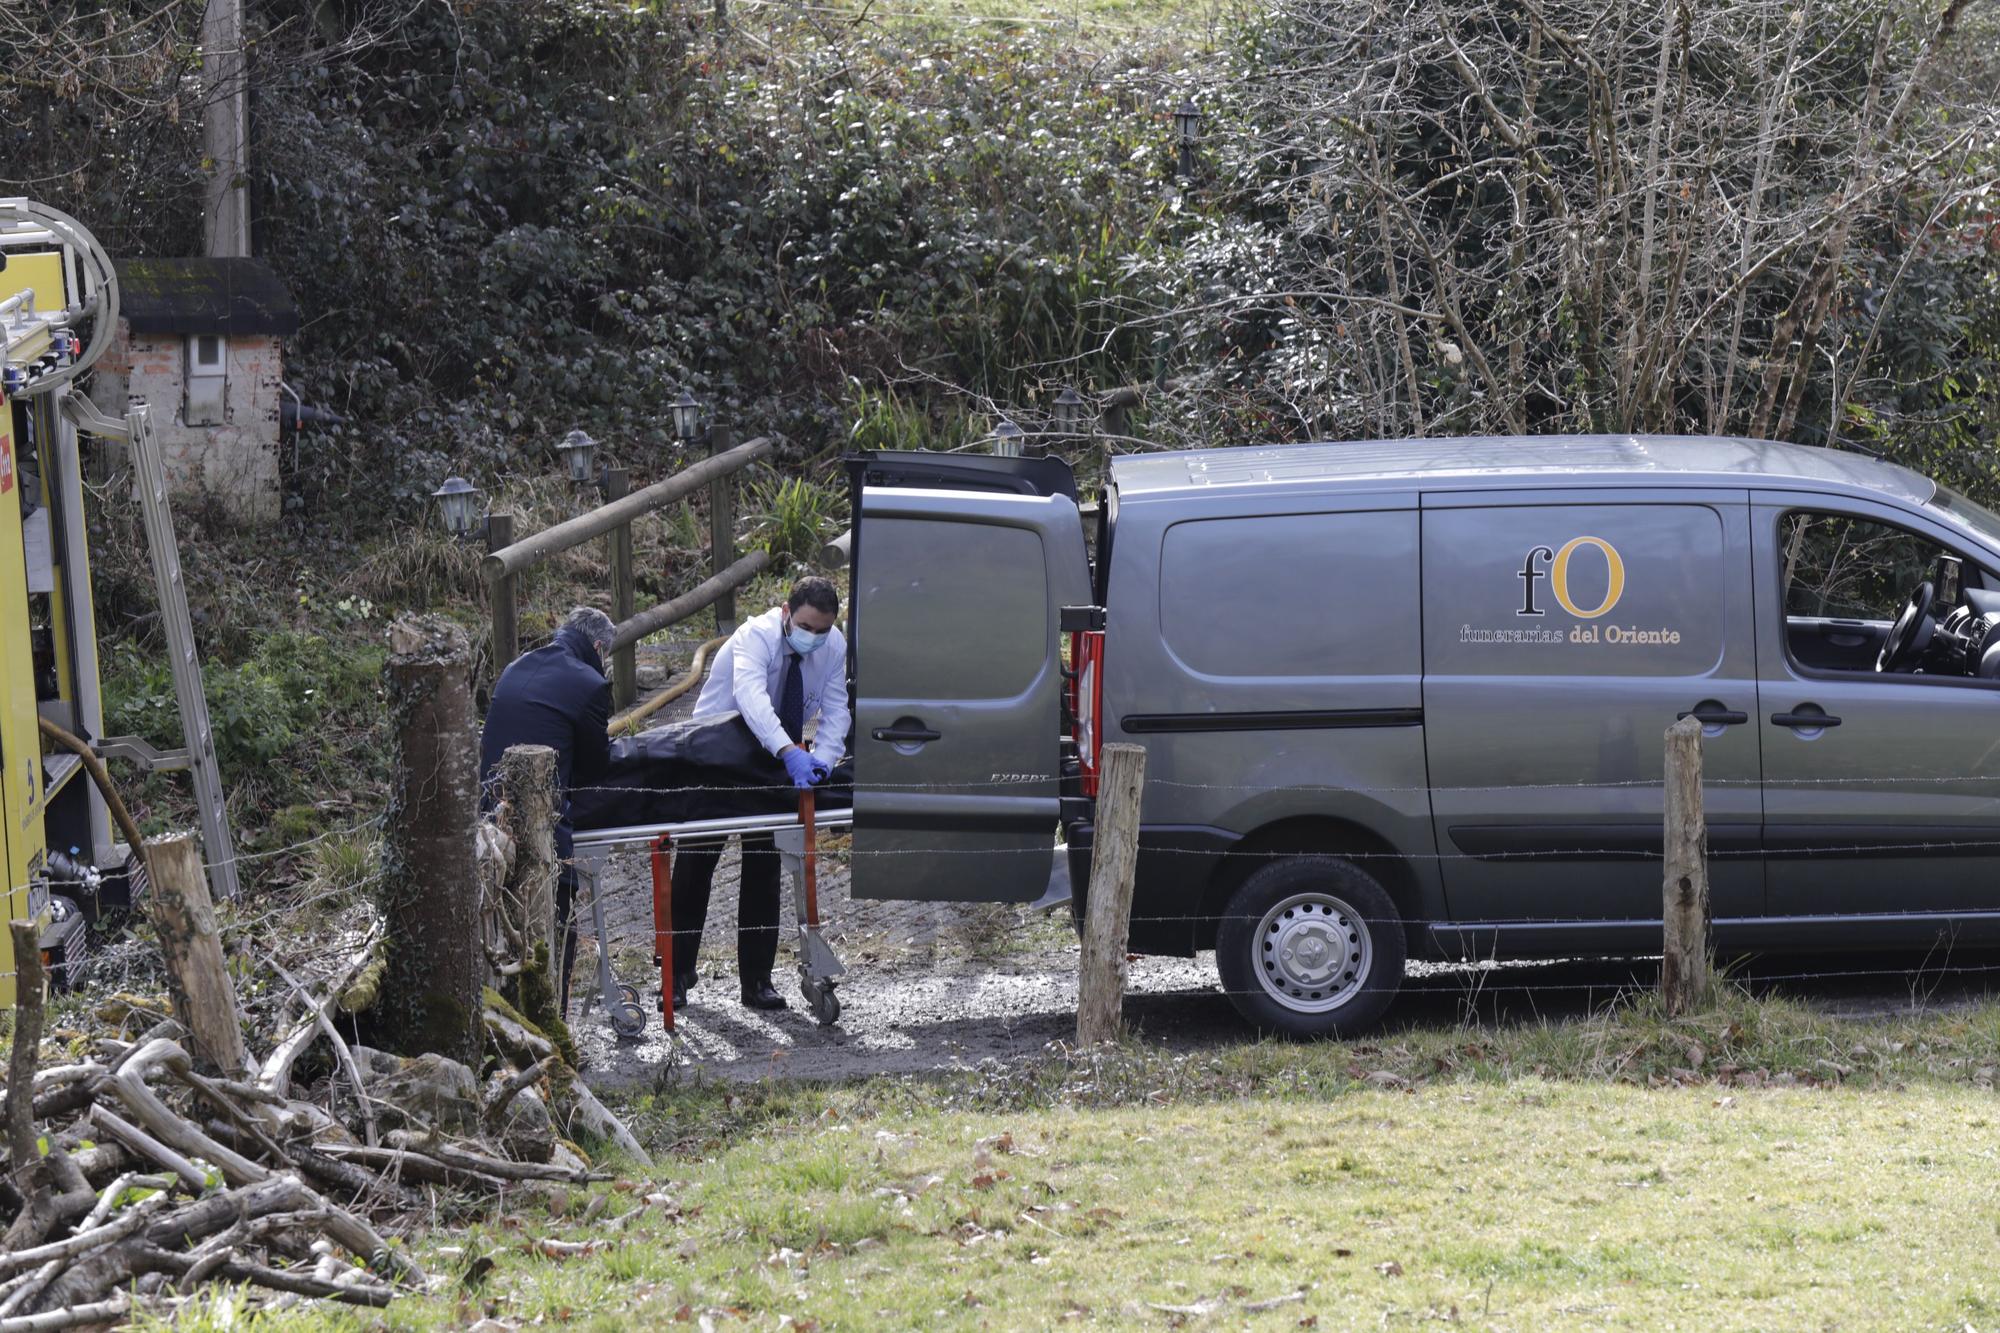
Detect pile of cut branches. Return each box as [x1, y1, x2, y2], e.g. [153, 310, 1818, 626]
[1, 919, 641, 1328]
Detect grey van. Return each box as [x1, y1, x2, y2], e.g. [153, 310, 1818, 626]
[843, 436, 2000, 1036]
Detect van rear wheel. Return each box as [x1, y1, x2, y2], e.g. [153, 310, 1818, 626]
[1215, 856, 1404, 1038]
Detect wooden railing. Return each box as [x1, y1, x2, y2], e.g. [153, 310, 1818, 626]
[481, 429, 773, 707]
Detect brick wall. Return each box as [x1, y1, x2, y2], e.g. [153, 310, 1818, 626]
[101, 320, 283, 524]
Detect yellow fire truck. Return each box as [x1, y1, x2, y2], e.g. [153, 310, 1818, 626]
[2, 200, 238, 1005]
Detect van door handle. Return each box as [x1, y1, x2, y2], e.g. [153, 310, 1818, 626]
[1677, 704, 1748, 726]
[1771, 709, 1842, 729]
[872, 722, 942, 744]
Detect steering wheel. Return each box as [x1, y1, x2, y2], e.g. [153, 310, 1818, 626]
[1876, 579, 1936, 673]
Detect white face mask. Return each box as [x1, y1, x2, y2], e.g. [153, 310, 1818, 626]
[784, 610, 829, 655]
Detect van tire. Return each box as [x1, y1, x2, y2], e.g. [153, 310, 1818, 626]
[1215, 856, 1404, 1038]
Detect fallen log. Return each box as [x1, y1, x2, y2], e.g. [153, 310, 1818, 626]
[85, 1109, 209, 1196]
[0, 1292, 130, 1332]
[259, 935, 379, 1100]
[0, 1189, 173, 1280]
[564, 1078, 654, 1168]
[271, 960, 379, 1147]
[483, 1055, 559, 1134]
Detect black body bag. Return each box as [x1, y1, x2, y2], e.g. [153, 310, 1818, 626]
[570, 711, 852, 831]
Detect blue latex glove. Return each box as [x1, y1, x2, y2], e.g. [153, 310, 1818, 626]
[781, 746, 818, 789]
[809, 760, 831, 785]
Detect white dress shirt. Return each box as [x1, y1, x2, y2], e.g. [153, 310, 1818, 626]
[692, 606, 850, 767]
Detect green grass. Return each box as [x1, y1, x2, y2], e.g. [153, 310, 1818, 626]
[247, 1075, 2000, 1329]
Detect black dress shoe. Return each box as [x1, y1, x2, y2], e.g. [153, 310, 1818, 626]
[740, 980, 788, 1011]
[671, 975, 694, 1010]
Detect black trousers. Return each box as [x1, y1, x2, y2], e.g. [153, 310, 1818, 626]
[668, 832, 780, 985]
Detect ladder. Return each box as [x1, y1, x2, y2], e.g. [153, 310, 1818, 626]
[122, 404, 241, 900]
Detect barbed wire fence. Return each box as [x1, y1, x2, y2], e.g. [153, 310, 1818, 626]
[14, 748, 2000, 1050]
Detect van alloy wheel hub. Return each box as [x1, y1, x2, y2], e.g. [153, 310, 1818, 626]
[1254, 892, 1371, 1013]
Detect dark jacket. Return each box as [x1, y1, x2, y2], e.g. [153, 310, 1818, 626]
[479, 625, 612, 855]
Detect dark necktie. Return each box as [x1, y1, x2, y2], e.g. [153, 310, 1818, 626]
[778, 651, 805, 746]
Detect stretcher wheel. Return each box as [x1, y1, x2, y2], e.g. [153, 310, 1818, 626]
[610, 1000, 647, 1040]
[803, 979, 841, 1028]
[617, 983, 640, 1007]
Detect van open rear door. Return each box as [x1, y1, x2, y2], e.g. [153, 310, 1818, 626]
[846, 453, 1091, 902]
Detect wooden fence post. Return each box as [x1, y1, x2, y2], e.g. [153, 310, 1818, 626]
[1662, 715, 1712, 1016]
[709, 424, 737, 632]
[378, 616, 485, 1066]
[606, 467, 637, 709]
[487, 510, 517, 674]
[144, 831, 248, 1075]
[7, 920, 46, 1173]
[496, 743, 560, 1031]
[1077, 743, 1146, 1046]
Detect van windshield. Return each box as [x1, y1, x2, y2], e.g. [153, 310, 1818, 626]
[1929, 484, 2000, 551]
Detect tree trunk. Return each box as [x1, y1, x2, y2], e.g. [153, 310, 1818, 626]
[376, 616, 485, 1065]
[143, 832, 247, 1076]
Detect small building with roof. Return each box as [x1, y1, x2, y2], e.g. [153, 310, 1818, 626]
[90, 257, 299, 523]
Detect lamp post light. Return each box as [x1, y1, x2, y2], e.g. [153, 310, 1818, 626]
[671, 389, 703, 446]
[1052, 385, 1090, 438]
[431, 475, 485, 540]
[990, 417, 1025, 458]
[1174, 97, 1202, 179]
[556, 428, 600, 487]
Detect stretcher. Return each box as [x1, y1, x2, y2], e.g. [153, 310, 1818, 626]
[570, 791, 850, 1039]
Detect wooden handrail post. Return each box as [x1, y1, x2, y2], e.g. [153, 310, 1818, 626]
[1662, 716, 1712, 1016]
[710, 423, 738, 633]
[606, 467, 636, 709]
[1077, 743, 1147, 1046]
[486, 510, 517, 673]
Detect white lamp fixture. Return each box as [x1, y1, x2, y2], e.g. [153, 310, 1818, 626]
[991, 418, 1025, 457]
[556, 428, 599, 485]
[432, 476, 483, 539]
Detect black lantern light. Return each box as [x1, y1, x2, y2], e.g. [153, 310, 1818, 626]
[555, 429, 599, 486]
[431, 476, 484, 539]
[1052, 385, 1089, 436]
[671, 389, 703, 444]
[990, 417, 1025, 457]
[1175, 97, 1202, 177]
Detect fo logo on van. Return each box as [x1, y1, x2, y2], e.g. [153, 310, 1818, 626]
[1516, 536, 1626, 619]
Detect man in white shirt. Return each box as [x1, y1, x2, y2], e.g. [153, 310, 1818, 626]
[672, 576, 850, 1010]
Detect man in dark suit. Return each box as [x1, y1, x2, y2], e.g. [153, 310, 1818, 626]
[480, 606, 615, 1006]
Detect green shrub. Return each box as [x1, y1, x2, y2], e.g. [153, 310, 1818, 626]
[103, 631, 388, 801]
[747, 473, 846, 568]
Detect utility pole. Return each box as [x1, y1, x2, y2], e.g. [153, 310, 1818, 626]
[202, 0, 251, 257]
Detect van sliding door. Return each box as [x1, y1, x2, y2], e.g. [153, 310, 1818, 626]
[1420, 492, 1763, 951]
[848, 484, 1091, 902]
